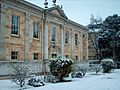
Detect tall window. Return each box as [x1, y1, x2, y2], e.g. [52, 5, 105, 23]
[33, 22, 39, 38]
[11, 15, 20, 35]
[11, 51, 18, 60]
[75, 33, 78, 45]
[34, 53, 39, 60]
[51, 26, 56, 42]
[65, 31, 69, 44]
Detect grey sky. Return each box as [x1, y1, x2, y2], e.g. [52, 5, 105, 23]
[25, 0, 120, 26]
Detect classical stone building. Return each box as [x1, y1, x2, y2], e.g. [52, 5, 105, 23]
[0, 0, 88, 63]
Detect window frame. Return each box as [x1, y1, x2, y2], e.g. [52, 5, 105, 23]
[65, 31, 69, 44]
[75, 33, 78, 45]
[51, 25, 57, 42]
[33, 21, 39, 39]
[11, 51, 18, 60]
[11, 15, 20, 35]
[34, 53, 39, 60]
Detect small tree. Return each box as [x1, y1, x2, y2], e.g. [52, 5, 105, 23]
[9, 62, 32, 88]
[49, 56, 74, 82]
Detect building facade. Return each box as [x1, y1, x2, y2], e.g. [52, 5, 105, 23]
[0, 0, 88, 62]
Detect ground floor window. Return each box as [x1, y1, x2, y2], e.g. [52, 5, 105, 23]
[65, 55, 69, 58]
[51, 54, 57, 58]
[11, 51, 18, 60]
[75, 55, 78, 60]
[34, 53, 39, 60]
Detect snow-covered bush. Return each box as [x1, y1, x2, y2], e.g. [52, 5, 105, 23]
[28, 77, 45, 87]
[72, 63, 89, 78]
[89, 64, 102, 74]
[9, 63, 32, 88]
[45, 73, 59, 83]
[71, 71, 83, 78]
[101, 58, 115, 73]
[49, 56, 74, 82]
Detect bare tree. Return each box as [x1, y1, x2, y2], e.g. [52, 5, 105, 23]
[9, 62, 32, 88]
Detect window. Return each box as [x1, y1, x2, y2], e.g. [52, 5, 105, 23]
[65, 55, 69, 58]
[75, 56, 78, 60]
[33, 22, 39, 38]
[34, 53, 39, 60]
[52, 54, 57, 58]
[65, 31, 69, 44]
[11, 15, 20, 35]
[51, 26, 56, 42]
[75, 34, 78, 45]
[11, 51, 18, 60]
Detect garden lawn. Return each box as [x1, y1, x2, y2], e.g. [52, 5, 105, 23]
[0, 69, 120, 90]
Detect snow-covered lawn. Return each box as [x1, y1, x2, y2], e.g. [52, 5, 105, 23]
[0, 69, 120, 90]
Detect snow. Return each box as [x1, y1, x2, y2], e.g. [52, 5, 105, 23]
[0, 69, 120, 90]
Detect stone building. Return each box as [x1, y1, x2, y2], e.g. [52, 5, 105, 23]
[0, 0, 88, 63]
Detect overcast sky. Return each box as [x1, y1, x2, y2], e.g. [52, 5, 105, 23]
[25, 0, 120, 26]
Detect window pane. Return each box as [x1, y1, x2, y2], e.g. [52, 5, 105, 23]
[65, 31, 69, 44]
[11, 15, 19, 35]
[75, 34, 78, 45]
[11, 51, 18, 60]
[51, 26, 56, 41]
[33, 22, 39, 38]
[34, 53, 39, 60]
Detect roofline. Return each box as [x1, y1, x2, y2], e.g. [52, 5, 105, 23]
[3, 0, 44, 12]
[67, 20, 89, 31]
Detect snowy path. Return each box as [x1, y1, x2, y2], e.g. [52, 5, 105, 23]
[0, 69, 120, 90]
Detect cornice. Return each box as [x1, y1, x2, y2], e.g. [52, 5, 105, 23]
[2, 0, 44, 15]
[67, 20, 89, 32]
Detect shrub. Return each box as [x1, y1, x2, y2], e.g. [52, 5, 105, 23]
[28, 77, 45, 87]
[49, 56, 74, 82]
[101, 58, 115, 73]
[89, 64, 102, 74]
[9, 63, 32, 88]
[72, 63, 89, 78]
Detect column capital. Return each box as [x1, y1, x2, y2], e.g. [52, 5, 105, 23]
[1, 4, 8, 13]
[25, 12, 31, 21]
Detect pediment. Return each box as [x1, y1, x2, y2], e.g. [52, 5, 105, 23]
[46, 5, 68, 19]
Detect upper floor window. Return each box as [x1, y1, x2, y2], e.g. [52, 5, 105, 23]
[34, 53, 39, 60]
[11, 51, 18, 60]
[51, 26, 56, 42]
[75, 33, 78, 45]
[33, 22, 39, 39]
[11, 15, 20, 35]
[65, 31, 69, 44]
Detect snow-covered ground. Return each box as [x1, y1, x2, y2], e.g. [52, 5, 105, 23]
[0, 69, 120, 90]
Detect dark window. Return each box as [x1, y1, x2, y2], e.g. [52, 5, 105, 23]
[65, 55, 69, 58]
[11, 51, 18, 60]
[34, 53, 39, 60]
[11, 15, 19, 35]
[51, 26, 56, 42]
[65, 31, 69, 44]
[52, 54, 57, 58]
[75, 34, 78, 45]
[75, 56, 78, 60]
[33, 22, 39, 38]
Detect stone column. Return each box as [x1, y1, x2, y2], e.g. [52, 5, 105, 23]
[80, 32, 83, 61]
[61, 25, 64, 56]
[24, 13, 30, 61]
[86, 33, 89, 61]
[71, 31, 74, 59]
[0, 4, 7, 60]
[44, 20, 48, 60]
